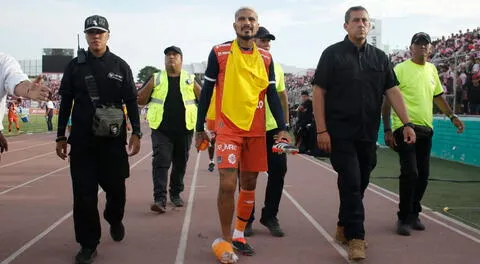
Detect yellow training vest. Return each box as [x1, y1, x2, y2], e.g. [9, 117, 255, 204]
[147, 70, 197, 130]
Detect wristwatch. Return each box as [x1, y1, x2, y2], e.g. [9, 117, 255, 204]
[132, 131, 143, 139]
[403, 122, 415, 129]
[447, 113, 458, 121]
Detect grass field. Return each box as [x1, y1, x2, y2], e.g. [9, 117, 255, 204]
[2, 115, 58, 136]
[371, 147, 480, 229]
[318, 147, 480, 229]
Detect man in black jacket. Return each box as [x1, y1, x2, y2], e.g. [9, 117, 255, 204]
[55, 15, 142, 264]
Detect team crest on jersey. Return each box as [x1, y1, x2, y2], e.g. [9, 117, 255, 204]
[228, 154, 236, 165]
[217, 156, 222, 164]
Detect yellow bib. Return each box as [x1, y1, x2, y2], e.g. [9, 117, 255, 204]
[221, 40, 269, 130]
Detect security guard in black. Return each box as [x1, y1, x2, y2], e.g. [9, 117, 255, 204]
[55, 14, 141, 263]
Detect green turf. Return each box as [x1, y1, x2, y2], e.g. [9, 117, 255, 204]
[2, 115, 58, 136]
[371, 148, 480, 229]
[319, 147, 480, 229]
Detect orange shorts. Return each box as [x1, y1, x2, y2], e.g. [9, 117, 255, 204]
[215, 134, 267, 172]
[8, 116, 18, 123]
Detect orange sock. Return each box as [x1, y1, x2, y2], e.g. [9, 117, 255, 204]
[235, 189, 255, 232]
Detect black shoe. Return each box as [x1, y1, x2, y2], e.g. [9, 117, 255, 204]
[260, 217, 285, 237]
[244, 222, 254, 237]
[150, 201, 166, 213]
[110, 222, 125, 242]
[208, 162, 215, 172]
[396, 220, 411, 236]
[232, 238, 255, 256]
[411, 218, 426, 231]
[170, 196, 184, 207]
[75, 247, 97, 264]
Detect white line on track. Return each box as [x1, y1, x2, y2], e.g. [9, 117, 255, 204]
[283, 189, 349, 261]
[7, 142, 53, 154]
[298, 154, 480, 244]
[0, 152, 54, 169]
[175, 152, 201, 264]
[0, 151, 152, 264]
[0, 166, 69, 196]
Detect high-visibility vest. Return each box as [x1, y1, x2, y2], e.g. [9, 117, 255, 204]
[147, 70, 197, 130]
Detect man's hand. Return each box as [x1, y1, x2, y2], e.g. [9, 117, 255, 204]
[316, 131, 331, 153]
[127, 134, 141, 156]
[56, 140, 68, 160]
[195, 131, 209, 150]
[384, 131, 396, 149]
[26, 75, 51, 101]
[275, 130, 292, 143]
[0, 132, 8, 162]
[452, 117, 464, 133]
[402, 126, 416, 144]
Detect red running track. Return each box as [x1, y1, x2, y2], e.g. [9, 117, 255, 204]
[1, 128, 479, 264]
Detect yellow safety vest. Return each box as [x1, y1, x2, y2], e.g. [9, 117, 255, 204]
[147, 70, 197, 130]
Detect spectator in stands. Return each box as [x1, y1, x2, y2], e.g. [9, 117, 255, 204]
[468, 72, 480, 114]
[0, 53, 50, 162]
[383, 32, 464, 237]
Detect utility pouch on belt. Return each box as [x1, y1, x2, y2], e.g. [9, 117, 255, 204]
[84, 74, 124, 138]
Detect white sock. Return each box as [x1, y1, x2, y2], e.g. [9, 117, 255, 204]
[232, 229, 244, 240]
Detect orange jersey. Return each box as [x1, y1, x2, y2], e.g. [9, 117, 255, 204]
[206, 42, 273, 137]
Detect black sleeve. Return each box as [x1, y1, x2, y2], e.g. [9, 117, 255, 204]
[122, 63, 141, 135]
[195, 49, 218, 132]
[57, 61, 75, 138]
[266, 59, 286, 130]
[384, 55, 399, 92]
[311, 48, 331, 90]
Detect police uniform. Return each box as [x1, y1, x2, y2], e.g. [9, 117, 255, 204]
[56, 46, 141, 250]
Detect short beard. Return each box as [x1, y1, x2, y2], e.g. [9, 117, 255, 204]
[237, 34, 253, 41]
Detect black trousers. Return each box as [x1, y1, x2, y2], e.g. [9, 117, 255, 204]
[330, 139, 377, 240]
[69, 141, 129, 249]
[394, 127, 433, 222]
[151, 129, 193, 203]
[46, 114, 53, 131]
[248, 129, 287, 223]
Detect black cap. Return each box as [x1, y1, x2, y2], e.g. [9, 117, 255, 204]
[164, 46, 183, 56]
[301, 90, 309, 96]
[255, 26, 276, 40]
[84, 15, 109, 32]
[411, 32, 431, 45]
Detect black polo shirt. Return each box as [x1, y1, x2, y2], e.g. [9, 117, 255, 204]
[312, 36, 398, 141]
[57, 47, 140, 147]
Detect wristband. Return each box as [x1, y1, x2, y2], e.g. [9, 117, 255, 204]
[403, 122, 415, 129]
[316, 130, 328, 135]
[55, 136, 67, 142]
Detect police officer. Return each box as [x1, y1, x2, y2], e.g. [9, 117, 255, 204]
[137, 46, 200, 213]
[55, 15, 142, 264]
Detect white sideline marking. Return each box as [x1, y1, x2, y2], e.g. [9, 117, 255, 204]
[8, 142, 52, 153]
[283, 189, 349, 261]
[0, 152, 54, 169]
[0, 152, 152, 264]
[0, 166, 69, 196]
[175, 152, 201, 264]
[298, 155, 480, 244]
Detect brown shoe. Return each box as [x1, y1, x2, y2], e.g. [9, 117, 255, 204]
[335, 226, 347, 244]
[348, 239, 366, 261]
